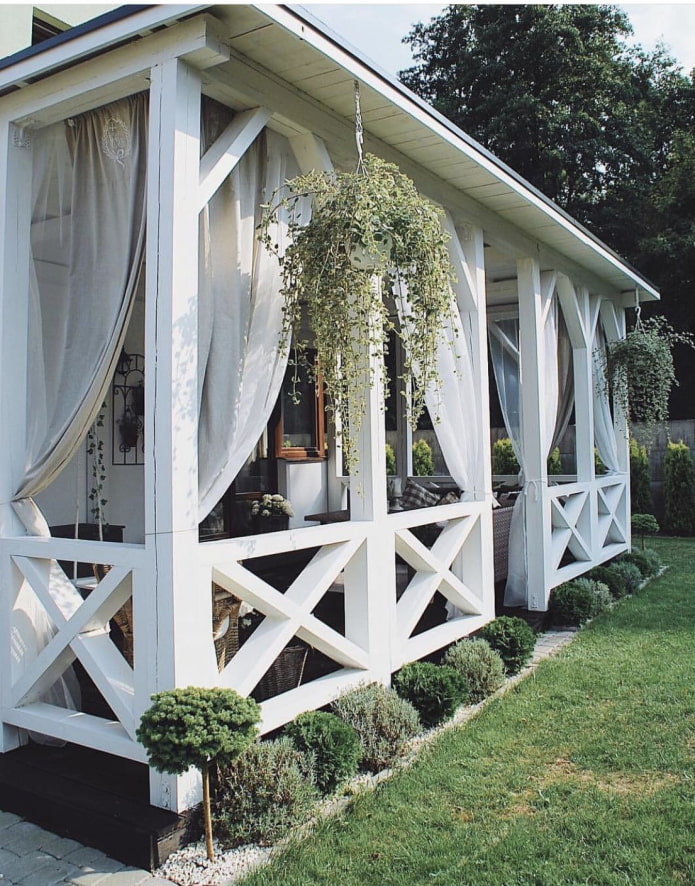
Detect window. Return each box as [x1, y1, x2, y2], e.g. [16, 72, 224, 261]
[275, 351, 326, 460]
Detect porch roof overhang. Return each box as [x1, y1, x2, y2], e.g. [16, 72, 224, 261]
[0, 2, 658, 305]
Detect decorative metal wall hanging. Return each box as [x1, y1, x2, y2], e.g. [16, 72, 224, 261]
[112, 350, 144, 465]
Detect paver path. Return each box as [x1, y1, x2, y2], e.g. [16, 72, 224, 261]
[0, 811, 175, 886]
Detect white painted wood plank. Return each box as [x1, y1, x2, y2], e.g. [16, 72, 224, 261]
[397, 614, 490, 668]
[198, 107, 271, 210]
[3, 703, 147, 762]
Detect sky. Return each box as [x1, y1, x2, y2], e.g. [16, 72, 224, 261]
[296, 3, 695, 77]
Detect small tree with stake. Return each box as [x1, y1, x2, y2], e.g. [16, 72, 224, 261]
[136, 687, 261, 862]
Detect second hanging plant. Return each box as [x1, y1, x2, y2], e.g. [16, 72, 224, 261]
[260, 153, 455, 471]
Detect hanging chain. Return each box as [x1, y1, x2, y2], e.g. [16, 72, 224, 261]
[634, 287, 642, 330]
[354, 80, 364, 173]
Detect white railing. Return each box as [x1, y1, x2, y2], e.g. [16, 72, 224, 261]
[0, 501, 494, 750]
[198, 500, 493, 734]
[0, 535, 149, 761]
[547, 473, 629, 587]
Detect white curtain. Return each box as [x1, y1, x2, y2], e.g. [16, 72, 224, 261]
[394, 280, 480, 497]
[592, 324, 620, 472]
[8, 94, 148, 722]
[197, 115, 304, 520]
[489, 297, 561, 607]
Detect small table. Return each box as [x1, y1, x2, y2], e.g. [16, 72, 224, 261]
[304, 510, 350, 524]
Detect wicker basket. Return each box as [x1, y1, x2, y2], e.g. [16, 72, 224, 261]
[212, 587, 242, 671]
[493, 506, 514, 582]
[253, 644, 308, 702]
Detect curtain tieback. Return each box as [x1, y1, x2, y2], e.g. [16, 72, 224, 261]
[523, 479, 546, 502]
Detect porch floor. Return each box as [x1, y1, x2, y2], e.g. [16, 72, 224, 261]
[0, 742, 199, 870]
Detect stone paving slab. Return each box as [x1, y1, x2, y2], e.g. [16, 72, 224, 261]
[0, 817, 177, 886]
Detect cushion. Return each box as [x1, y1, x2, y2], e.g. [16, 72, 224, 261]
[401, 479, 439, 510]
[438, 489, 460, 506]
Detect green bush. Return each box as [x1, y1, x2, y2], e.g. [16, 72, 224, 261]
[331, 683, 420, 772]
[631, 513, 660, 549]
[385, 443, 397, 475]
[412, 438, 434, 476]
[492, 438, 520, 475]
[392, 661, 467, 728]
[442, 638, 505, 703]
[619, 549, 658, 578]
[629, 438, 653, 514]
[285, 711, 360, 795]
[641, 546, 664, 576]
[547, 447, 563, 475]
[586, 565, 628, 600]
[549, 578, 612, 626]
[663, 441, 695, 535]
[610, 560, 643, 595]
[214, 738, 317, 847]
[478, 616, 536, 675]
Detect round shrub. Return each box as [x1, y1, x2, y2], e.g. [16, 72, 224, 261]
[392, 661, 467, 728]
[285, 711, 360, 795]
[478, 616, 536, 675]
[619, 550, 657, 578]
[549, 578, 612, 626]
[586, 565, 627, 600]
[610, 560, 643, 595]
[442, 638, 505, 703]
[549, 580, 597, 626]
[214, 738, 317, 847]
[641, 546, 664, 575]
[331, 683, 420, 772]
[592, 580, 614, 614]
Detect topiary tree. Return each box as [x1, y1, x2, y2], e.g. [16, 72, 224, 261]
[629, 438, 653, 515]
[412, 438, 434, 476]
[491, 437, 520, 475]
[136, 687, 261, 862]
[392, 661, 467, 728]
[479, 616, 536, 675]
[385, 442, 397, 475]
[285, 711, 360, 795]
[631, 513, 660, 550]
[663, 441, 695, 536]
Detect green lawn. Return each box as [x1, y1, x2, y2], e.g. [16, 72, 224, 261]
[240, 538, 695, 886]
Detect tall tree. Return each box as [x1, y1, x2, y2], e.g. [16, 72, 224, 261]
[400, 4, 695, 416]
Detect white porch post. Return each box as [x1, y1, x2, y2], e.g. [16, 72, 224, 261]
[517, 257, 552, 610]
[0, 119, 32, 752]
[557, 278, 595, 484]
[143, 58, 216, 812]
[343, 279, 395, 684]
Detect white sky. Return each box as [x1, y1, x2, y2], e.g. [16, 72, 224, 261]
[297, 3, 695, 77]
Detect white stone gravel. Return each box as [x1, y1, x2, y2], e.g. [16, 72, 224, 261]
[155, 840, 272, 886]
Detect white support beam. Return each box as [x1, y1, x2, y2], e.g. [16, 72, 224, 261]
[600, 300, 630, 479]
[6, 15, 229, 130]
[143, 57, 214, 814]
[198, 107, 271, 211]
[0, 118, 33, 752]
[517, 256, 553, 610]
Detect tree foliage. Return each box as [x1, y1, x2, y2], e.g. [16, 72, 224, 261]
[401, 4, 695, 416]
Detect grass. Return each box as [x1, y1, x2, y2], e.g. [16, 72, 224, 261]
[239, 538, 695, 886]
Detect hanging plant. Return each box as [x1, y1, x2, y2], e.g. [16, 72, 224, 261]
[86, 404, 108, 539]
[603, 315, 693, 439]
[259, 153, 456, 471]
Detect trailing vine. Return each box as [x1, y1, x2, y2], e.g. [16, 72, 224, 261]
[259, 154, 456, 471]
[603, 314, 694, 441]
[86, 404, 108, 539]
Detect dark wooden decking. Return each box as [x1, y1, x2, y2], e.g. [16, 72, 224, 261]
[0, 742, 200, 870]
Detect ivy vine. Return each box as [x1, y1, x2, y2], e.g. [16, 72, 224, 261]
[259, 154, 456, 471]
[86, 404, 108, 538]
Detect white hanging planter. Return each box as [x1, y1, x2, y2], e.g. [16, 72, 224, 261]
[348, 230, 393, 270]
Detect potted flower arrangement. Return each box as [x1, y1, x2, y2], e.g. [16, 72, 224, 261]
[259, 153, 455, 472]
[249, 493, 294, 532]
